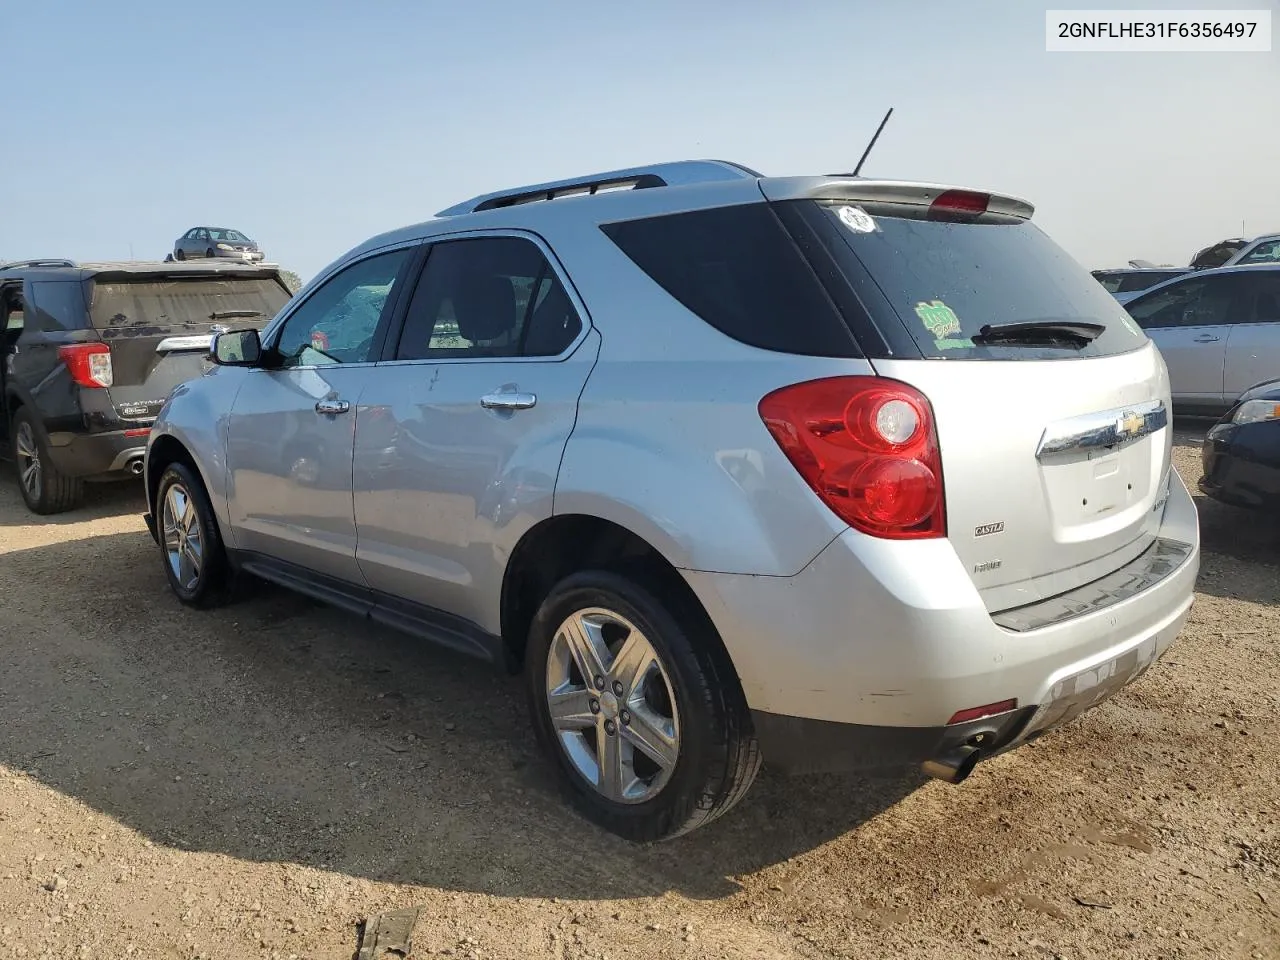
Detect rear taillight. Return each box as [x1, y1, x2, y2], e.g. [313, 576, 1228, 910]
[758, 376, 945, 539]
[57, 343, 113, 388]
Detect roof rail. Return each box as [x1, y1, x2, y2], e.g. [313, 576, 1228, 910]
[435, 159, 763, 218]
[0, 258, 76, 271]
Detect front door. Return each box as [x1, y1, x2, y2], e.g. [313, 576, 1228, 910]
[224, 246, 414, 583]
[353, 234, 597, 632]
[1128, 272, 1250, 410]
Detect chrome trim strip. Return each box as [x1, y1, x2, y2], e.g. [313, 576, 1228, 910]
[1035, 399, 1167, 460]
[155, 335, 213, 353]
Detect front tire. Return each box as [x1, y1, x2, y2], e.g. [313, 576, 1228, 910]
[526, 570, 761, 842]
[155, 462, 232, 608]
[11, 408, 82, 515]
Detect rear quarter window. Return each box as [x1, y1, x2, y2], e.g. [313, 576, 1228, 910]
[599, 203, 862, 357]
[790, 200, 1150, 361]
[27, 280, 90, 331]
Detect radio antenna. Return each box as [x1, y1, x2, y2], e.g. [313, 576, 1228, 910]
[851, 107, 894, 178]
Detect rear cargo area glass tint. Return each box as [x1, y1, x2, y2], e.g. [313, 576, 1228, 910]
[88, 277, 290, 333]
[788, 200, 1151, 361]
[600, 204, 863, 358]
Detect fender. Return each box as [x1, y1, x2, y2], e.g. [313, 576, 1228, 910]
[145, 366, 250, 540]
[553, 418, 846, 577]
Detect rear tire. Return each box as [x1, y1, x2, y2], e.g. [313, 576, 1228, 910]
[174, 249, 186, 261]
[526, 570, 761, 842]
[11, 408, 82, 515]
[154, 461, 232, 608]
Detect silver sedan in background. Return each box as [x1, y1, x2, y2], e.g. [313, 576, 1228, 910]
[1125, 264, 1280, 417]
[170, 227, 265, 262]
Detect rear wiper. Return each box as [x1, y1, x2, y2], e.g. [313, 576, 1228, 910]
[971, 320, 1105, 347]
[209, 310, 262, 320]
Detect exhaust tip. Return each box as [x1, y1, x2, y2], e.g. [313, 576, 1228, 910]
[921, 745, 982, 785]
[127, 458, 144, 476]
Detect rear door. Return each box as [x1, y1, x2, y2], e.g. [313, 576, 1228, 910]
[224, 246, 415, 584]
[84, 270, 292, 424]
[772, 195, 1172, 612]
[353, 233, 597, 631]
[1125, 273, 1249, 408]
[1223, 271, 1280, 401]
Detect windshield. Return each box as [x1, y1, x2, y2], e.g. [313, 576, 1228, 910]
[87, 276, 290, 333]
[789, 199, 1150, 360]
[209, 229, 250, 242]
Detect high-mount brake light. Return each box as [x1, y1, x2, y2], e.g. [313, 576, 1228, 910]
[57, 343, 113, 389]
[930, 190, 990, 216]
[758, 376, 946, 539]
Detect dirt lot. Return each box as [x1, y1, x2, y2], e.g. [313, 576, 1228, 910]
[1, 425, 1277, 960]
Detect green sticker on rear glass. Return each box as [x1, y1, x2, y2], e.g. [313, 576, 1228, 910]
[933, 337, 970, 351]
[914, 300, 962, 338]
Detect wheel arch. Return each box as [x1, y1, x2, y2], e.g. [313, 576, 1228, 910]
[499, 513, 727, 672]
[146, 431, 220, 523]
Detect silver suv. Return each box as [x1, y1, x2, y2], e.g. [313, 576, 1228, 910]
[143, 160, 1201, 841]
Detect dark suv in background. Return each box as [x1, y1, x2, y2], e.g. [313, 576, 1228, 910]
[0, 259, 291, 514]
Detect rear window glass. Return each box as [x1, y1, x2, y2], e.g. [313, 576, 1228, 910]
[1118, 271, 1185, 292]
[87, 276, 291, 334]
[599, 204, 861, 357]
[797, 200, 1149, 360]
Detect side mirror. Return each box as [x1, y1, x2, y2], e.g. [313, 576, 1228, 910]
[211, 329, 262, 366]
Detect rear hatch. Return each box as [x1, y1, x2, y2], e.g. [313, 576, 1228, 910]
[87, 269, 292, 422]
[766, 185, 1172, 613]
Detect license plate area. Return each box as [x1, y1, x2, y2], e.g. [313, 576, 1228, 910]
[1023, 636, 1160, 738]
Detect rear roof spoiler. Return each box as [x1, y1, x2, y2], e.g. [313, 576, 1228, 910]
[759, 177, 1035, 219]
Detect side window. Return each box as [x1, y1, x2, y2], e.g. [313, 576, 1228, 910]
[3, 292, 23, 331]
[185, 229, 199, 240]
[393, 236, 583, 361]
[1249, 275, 1280, 324]
[1127, 276, 1242, 330]
[1240, 241, 1280, 265]
[273, 248, 411, 367]
[601, 204, 857, 356]
[27, 281, 88, 332]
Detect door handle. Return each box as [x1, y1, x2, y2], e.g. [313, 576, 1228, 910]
[480, 392, 537, 411]
[315, 398, 351, 415]
[1193, 334, 1220, 343]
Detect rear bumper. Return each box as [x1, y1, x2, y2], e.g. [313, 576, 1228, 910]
[44, 428, 147, 479]
[684, 469, 1200, 773]
[1199, 422, 1280, 510]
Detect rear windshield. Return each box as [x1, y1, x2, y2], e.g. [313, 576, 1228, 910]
[87, 276, 291, 334]
[786, 199, 1150, 360]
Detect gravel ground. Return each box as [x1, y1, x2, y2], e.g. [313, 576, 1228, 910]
[0, 424, 1277, 960]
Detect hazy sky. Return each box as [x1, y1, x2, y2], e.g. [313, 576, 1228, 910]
[1, 0, 1276, 278]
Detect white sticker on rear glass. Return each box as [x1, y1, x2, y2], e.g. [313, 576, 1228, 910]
[836, 205, 877, 233]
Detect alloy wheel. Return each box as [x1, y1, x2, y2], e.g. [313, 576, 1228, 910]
[545, 607, 681, 804]
[14, 421, 42, 501]
[161, 483, 204, 591]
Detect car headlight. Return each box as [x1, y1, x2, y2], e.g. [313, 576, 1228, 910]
[216, 243, 233, 251]
[1232, 399, 1280, 424]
